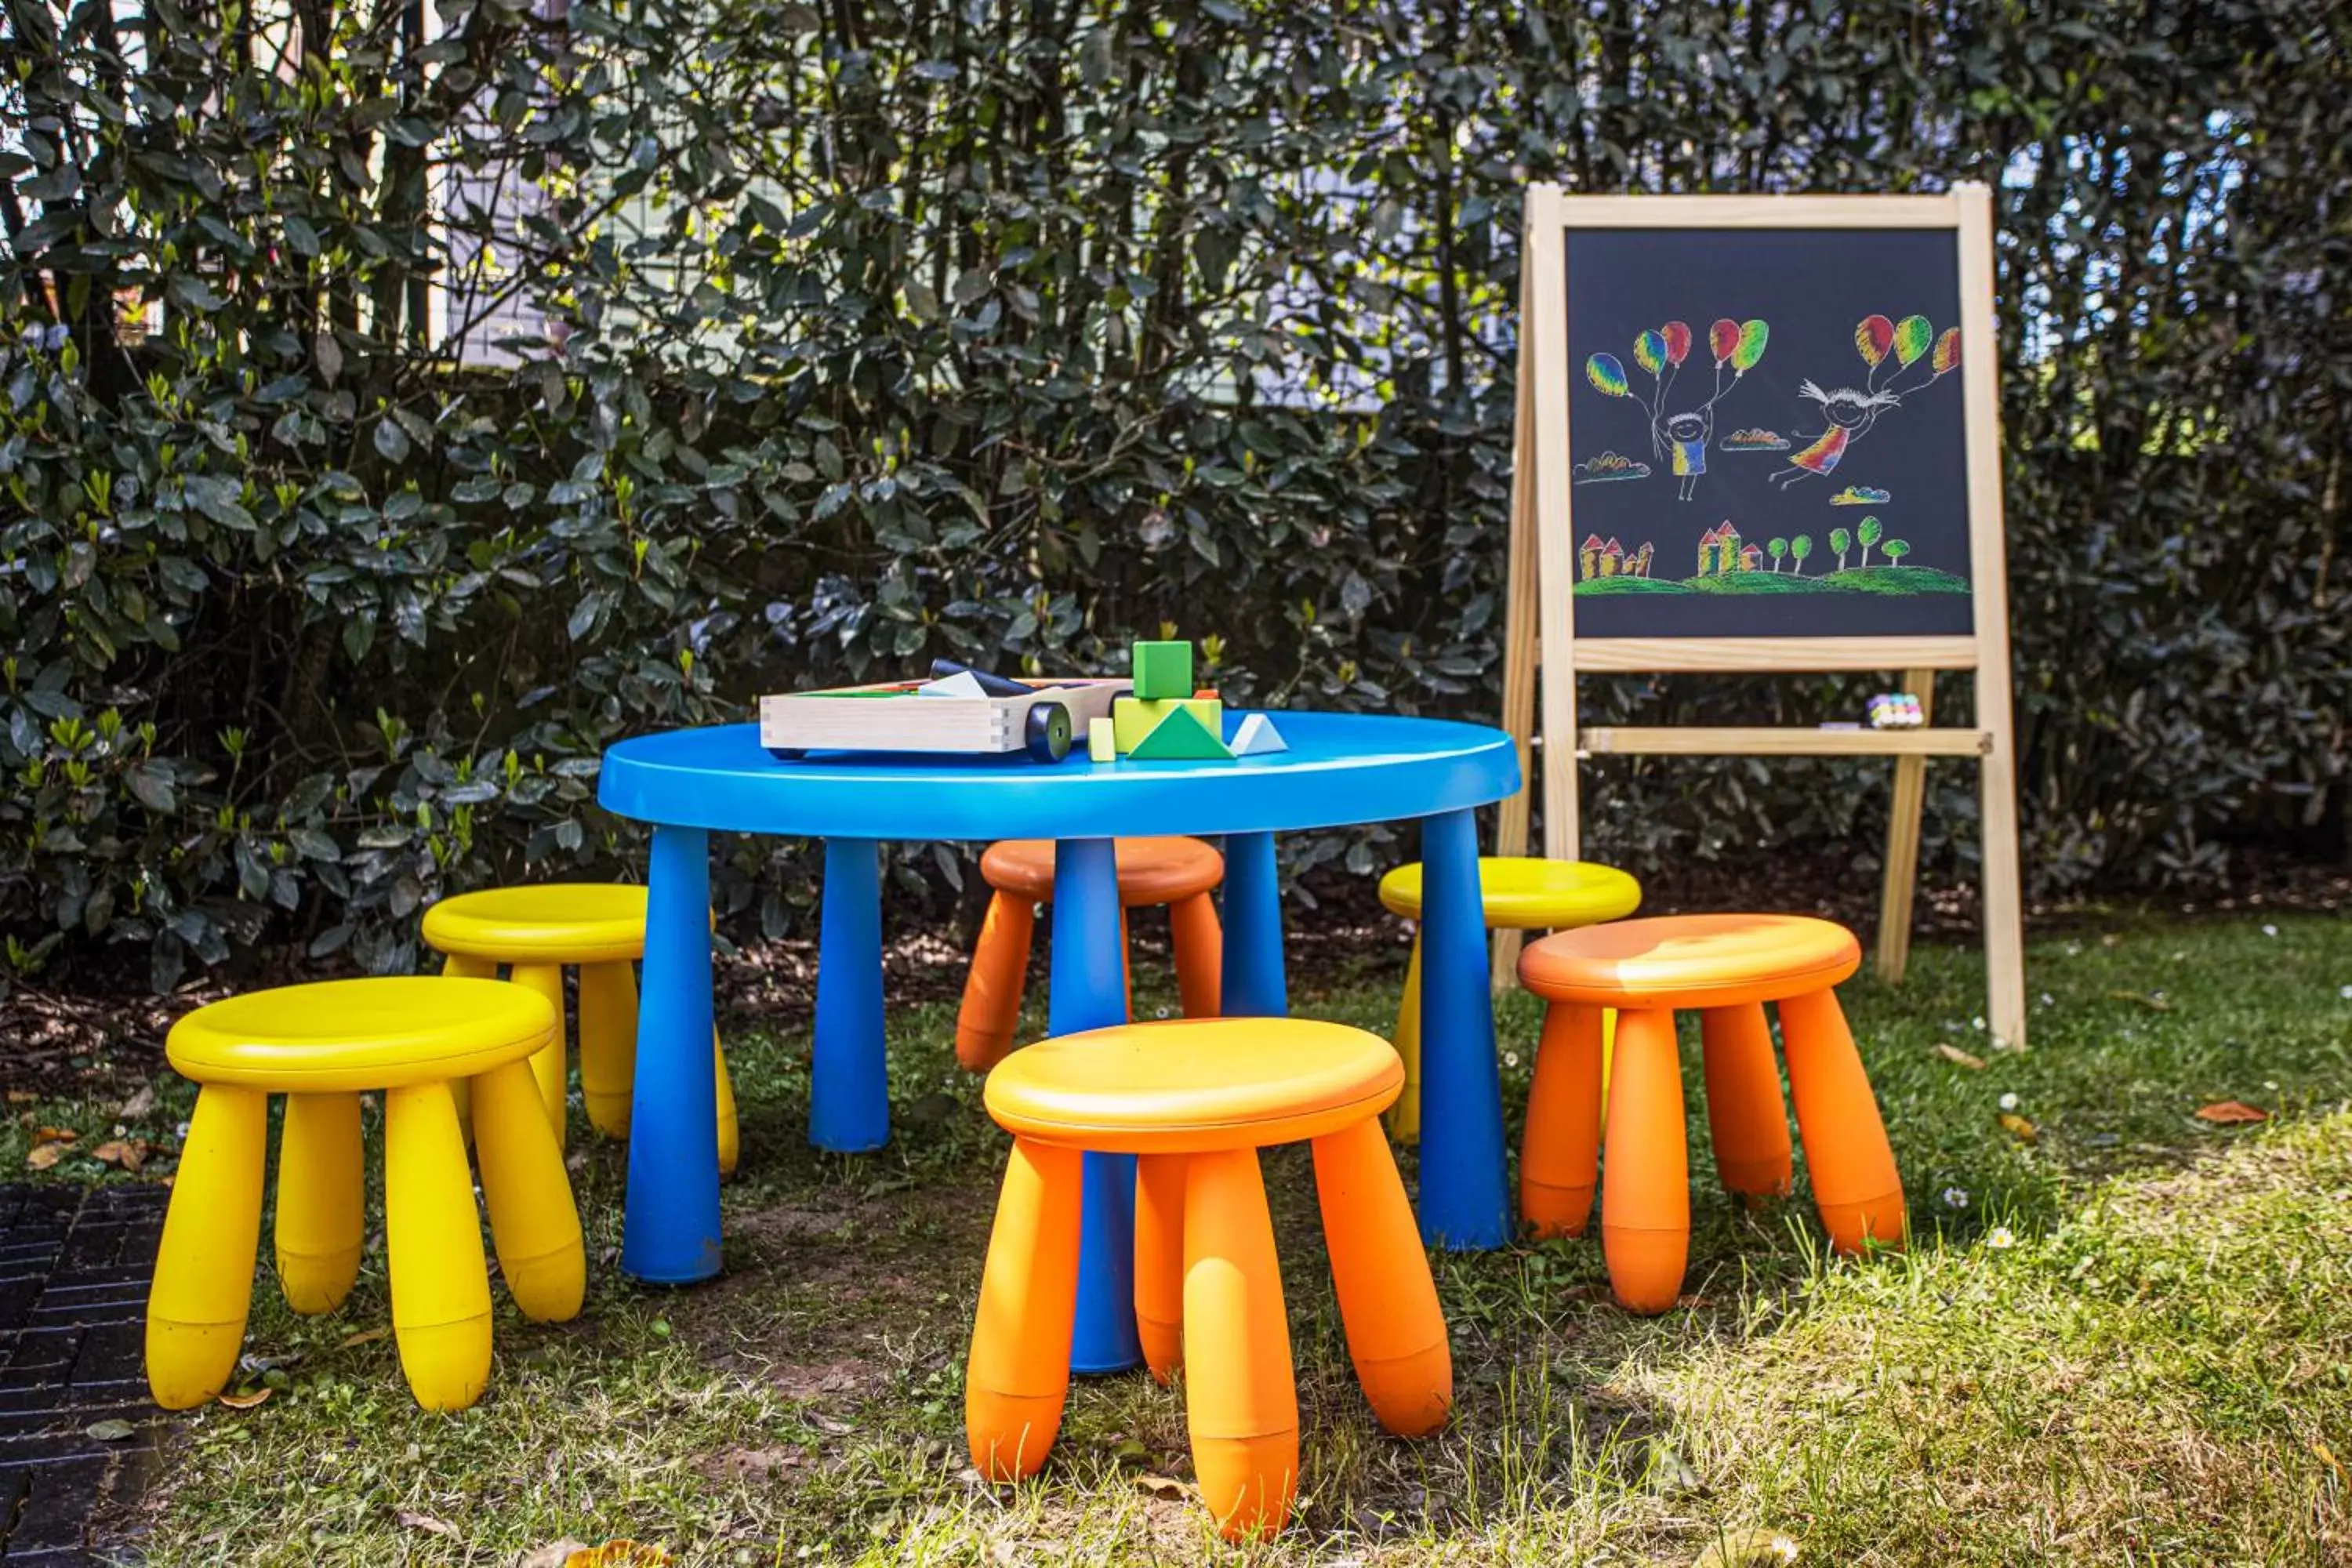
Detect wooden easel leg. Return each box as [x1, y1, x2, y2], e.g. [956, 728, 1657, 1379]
[1874, 669, 1934, 984]
[1979, 734, 2029, 1050]
[1493, 299, 1541, 994]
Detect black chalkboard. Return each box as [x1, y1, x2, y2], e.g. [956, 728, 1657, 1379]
[1563, 227, 1974, 638]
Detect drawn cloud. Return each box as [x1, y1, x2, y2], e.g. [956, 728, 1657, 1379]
[1719, 428, 1791, 452]
[1572, 451, 1651, 483]
[1829, 485, 1893, 506]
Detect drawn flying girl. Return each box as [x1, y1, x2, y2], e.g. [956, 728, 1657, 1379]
[1584, 318, 1768, 501]
[1772, 314, 1962, 488]
[1769, 380, 1900, 488]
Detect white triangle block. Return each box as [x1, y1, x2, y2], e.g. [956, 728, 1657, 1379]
[1229, 713, 1289, 755]
[917, 670, 989, 699]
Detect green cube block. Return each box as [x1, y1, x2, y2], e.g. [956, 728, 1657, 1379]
[1131, 640, 1194, 702]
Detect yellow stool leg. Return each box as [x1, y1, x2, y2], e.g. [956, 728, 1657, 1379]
[146, 1084, 267, 1410]
[1385, 930, 1424, 1144]
[510, 962, 568, 1149]
[383, 1081, 493, 1411]
[471, 1058, 585, 1323]
[441, 952, 497, 1131]
[274, 1091, 363, 1313]
[1134, 1152, 1188, 1385]
[713, 1029, 739, 1178]
[576, 960, 637, 1139]
[966, 1138, 1083, 1482]
[1312, 1116, 1451, 1437]
[1183, 1147, 1298, 1541]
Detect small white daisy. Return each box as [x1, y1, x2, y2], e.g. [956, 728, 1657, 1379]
[1769, 1536, 1800, 1563]
[1985, 1225, 2015, 1250]
[2263, 924, 2279, 937]
[1971, 1016, 1987, 1031]
[1942, 1186, 1970, 1210]
[1998, 1091, 2020, 1112]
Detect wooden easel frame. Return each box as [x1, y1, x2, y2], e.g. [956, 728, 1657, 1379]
[1494, 184, 2027, 1047]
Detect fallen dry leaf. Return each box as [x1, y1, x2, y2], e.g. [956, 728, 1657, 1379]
[1998, 1112, 2039, 1143]
[2106, 989, 2173, 1011]
[2194, 1100, 2269, 1125]
[1935, 1044, 1988, 1070]
[1132, 1473, 1191, 1501]
[216, 1387, 274, 1410]
[1693, 1526, 1801, 1566]
[30, 1126, 77, 1146]
[563, 1544, 673, 1568]
[2314, 1439, 2346, 1484]
[90, 1138, 150, 1172]
[336, 1326, 392, 1349]
[26, 1144, 67, 1171]
[396, 1511, 463, 1543]
[117, 1083, 157, 1120]
[5, 1090, 38, 1105]
[517, 1541, 593, 1568]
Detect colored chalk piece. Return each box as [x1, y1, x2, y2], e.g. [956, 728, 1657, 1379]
[1229, 713, 1288, 757]
[1087, 717, 1116, 762]
[1131, 641, 1195, 702]
[1113, 696, 1222, 753]
[1130, 706, 1232, 760]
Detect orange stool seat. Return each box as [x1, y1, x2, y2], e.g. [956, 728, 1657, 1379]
[956, 837, 1225, 1072]
[967, 1019, 1451, 1541]
[1515, 915, 1904, 1314]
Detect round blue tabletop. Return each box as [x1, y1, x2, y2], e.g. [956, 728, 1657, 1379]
[597, 710, 1520, 838]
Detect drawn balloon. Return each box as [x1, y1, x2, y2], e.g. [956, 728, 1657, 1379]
[1661, 321, 1693, 366]
[1586, 353, 1630, 397]
[1633, 330, 1668, 376]
[1856, 314, 1896, 368]
[1733, 318, 1769, 373]
[1932, 327, 1962, 375]
[1709, 318, 1741, 365]
[1894, 314, 1933, 366]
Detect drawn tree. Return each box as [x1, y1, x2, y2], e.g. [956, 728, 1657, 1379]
[1882, 539, 1912, 566]
[1830, 525, 1852, 571]
[1768, 537, 1788, 572]
[1857, 515, 1884, 567]
[1791, 533, 1813, 575]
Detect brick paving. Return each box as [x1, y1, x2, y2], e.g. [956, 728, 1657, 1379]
[0, 1185, 171, 1566]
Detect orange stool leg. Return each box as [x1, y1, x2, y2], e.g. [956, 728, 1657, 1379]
[1182, 1148, 1298, 1541]
[1700, 1003, 1794, 1203]
[966, 1138, 1083, 1481]
[1778, 989, 1907, 1253]
[956, 891, 1034, 1073]
[1134, 1152, 1188, 1385]
[1521, 1002, 1606, 1238]
[1169, 892, 1223, 1018]
[510, 961, 568, 1149]
[1311, 1116, 1451, 1437]
[1599, 1007, 1689, 1314]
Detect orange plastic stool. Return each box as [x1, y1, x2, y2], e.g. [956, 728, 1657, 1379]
[965, 1019, 1450, 1541]
[956, 837, 1224, 1071]
[1515, 914, 1906, 1314]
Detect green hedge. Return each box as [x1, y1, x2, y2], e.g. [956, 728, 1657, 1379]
[3, 0, 2345, 991]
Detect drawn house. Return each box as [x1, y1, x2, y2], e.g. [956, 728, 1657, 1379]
[1628, 541, 1654, 578]
[1580, 534, 1605, 579]
[1740, 544, 1764, 571]
[1696, 521, 1746, 575]
[1599, 538, 1624, 577]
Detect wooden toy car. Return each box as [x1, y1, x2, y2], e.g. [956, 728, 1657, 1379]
[759, 667, 1128, 764]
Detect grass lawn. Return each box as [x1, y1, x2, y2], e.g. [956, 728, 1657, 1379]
[14, 913, 2352, 1564]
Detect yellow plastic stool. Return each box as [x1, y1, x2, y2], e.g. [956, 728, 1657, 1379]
[1378, 857, 1641, 1141]
[147, 977, 584, 1413]
[421, 884, 739, 1174]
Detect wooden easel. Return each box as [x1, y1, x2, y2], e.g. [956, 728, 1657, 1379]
[1492, 184, 2027, 1047]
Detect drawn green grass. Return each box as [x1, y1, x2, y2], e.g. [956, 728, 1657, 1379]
[1819, 564, 1969, 595]
[1572, 576, 1688, 595]
[1679, 572, 1831, 594]
[1574, 565, 1970, 597]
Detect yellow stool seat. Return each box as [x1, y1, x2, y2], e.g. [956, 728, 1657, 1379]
[1381, 856, 1642, 1142]
[967, 1018, 1448, 1541]
[1377, 857, 1641, 929]
[421, 883, 738, 1174]
[422, 884, 656, 964]
[166, 977, 554, 1092]
[982, 1019, 1402, 1153]
[148, 978, 584, 1414]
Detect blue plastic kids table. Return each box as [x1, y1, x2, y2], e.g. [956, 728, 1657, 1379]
[597, 710, 1520, 1373]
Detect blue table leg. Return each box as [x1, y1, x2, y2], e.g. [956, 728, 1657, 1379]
[812, 837, 890, 1153]
[1417, 806, 1512, 1248]
[1054, 837, 1142, 1374]
[622, 824, 724, 1283]
[1220, 830, 1287, 1018]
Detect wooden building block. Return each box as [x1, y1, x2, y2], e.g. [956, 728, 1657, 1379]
[1128, 704, 1232, 760]
[1112, 695, 1221, 753]
[1131, 641, 1194, 702]
[1087, 717, 1116, 762]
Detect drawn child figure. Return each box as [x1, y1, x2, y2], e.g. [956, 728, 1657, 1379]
[1659, 408, 1715, 501]
[1771, 380, 1900, 488]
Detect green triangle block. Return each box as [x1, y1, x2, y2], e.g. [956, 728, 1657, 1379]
[1127, 703, 1232, 760]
